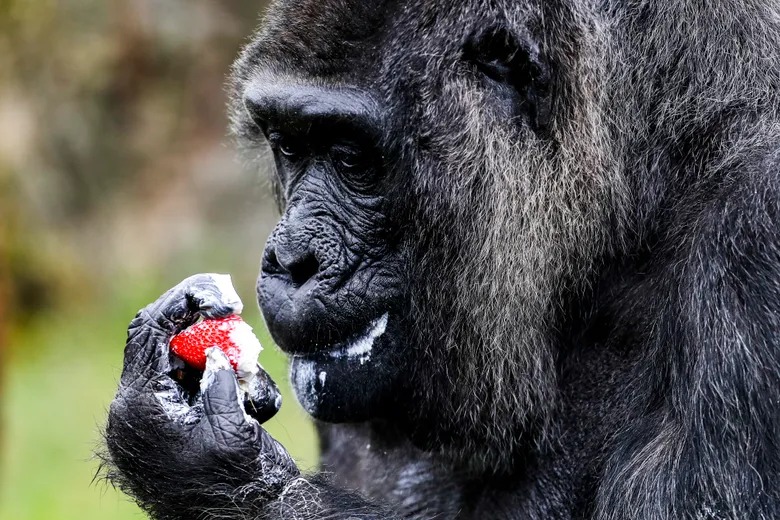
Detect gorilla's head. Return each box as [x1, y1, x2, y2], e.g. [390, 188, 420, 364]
[231, 0, 625, 473]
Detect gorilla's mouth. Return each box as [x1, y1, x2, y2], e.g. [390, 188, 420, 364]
[323, 312, 388, 363]
[288, 312, 399, 422]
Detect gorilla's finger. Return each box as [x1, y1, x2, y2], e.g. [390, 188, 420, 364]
[121, 313, 174, 384]
[243, 364, 282, 424]
[146, 273, 244, 327]
[121, 273, 244, 382]
[198, 348, 259, 448]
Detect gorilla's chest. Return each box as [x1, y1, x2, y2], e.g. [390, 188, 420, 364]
[319, 422, 468, 518]
[317, 422, 569, 520]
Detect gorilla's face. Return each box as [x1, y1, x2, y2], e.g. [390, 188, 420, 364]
[245, 79, 408, 422]
[232, 0, 620, 471]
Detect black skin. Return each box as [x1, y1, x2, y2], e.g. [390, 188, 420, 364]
[104, 0, 780, 518]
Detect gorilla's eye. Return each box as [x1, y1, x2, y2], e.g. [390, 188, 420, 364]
[279, 141, 299, 158]
[466, 28, 520, 82]
[463, 24, 552, 130]
[331, 144, 366, 170]
[330, 142, 377, 189]
[268, 132, 305, 160]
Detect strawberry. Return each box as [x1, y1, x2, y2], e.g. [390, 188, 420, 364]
[169, 315, 263, 378]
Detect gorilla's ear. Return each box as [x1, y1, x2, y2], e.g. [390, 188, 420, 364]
[463, 24, 552, 131]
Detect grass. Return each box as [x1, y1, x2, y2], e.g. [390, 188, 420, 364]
[0, 280, 318, 520]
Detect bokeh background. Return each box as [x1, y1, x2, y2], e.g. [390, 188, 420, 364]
[0, 1, 319, 518]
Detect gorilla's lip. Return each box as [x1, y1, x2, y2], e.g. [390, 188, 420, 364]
[289, 311, 395, 421]
[327, 312, 388, 363]
[294, 312, 389, 363]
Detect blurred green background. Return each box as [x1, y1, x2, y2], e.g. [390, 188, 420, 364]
[0, 1, 319, 518]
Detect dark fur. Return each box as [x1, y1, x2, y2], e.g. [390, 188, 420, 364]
[104, 0, 780, 518]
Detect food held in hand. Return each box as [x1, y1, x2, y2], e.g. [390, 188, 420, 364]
[169, 315, 262, 380]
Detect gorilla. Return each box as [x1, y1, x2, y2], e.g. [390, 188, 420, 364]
[103, 0, 780, 518]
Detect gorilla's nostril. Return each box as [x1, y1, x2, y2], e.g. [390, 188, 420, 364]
[263, 248, 283, 275]
[262, 240, 320, 287]
[287, 254, 320, 287]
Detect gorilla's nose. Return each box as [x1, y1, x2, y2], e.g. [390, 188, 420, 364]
[262, 239, 320, 288]
[258, 227, 335, 353]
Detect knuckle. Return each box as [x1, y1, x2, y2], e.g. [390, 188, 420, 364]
[206, 395, 236, 413]
[201, 417, 252, 450]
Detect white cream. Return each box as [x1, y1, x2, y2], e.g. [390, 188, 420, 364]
[202, 347, 256, 424]
[207, 273, 244, 315]
[201, 346, 232, 393]
[292, 358, 318, 407]
[329, 313, 388, 365]
[228, 320, 263, 380]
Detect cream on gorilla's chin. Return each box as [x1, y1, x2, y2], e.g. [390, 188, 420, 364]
[289, 312, 399, 422]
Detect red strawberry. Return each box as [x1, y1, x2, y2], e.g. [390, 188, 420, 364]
[169, 315, 263, 377]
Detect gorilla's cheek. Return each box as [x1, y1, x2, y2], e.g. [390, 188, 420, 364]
[289, 313, 404, 422]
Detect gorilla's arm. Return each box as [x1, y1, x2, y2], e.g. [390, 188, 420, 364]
[103, 274, 398, 520]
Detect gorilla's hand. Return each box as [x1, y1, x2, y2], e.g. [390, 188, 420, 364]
[105, 274, 300, 519]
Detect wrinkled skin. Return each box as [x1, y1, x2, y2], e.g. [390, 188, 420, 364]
[253, 84, 409, 421]
[105, 0, 780, 519]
